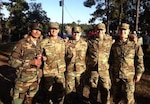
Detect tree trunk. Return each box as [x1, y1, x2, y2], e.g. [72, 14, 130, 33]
[135, 0, 140, 32]
[106, 0, 110, 34]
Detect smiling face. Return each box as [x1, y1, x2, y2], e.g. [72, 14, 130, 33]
[30, 23, 42, 40]
[49, 22, 60, 37]
[49, 28, 60, 37]
[31, 29, 42, 39]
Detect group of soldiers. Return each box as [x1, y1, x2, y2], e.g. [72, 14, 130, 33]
[8, 22, 144, 104]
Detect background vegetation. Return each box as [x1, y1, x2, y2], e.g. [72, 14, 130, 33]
[0, 0, 150, 42]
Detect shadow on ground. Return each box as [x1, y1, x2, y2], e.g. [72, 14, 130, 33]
[135, 94, 150, 104]
[0, 65, 16, 104]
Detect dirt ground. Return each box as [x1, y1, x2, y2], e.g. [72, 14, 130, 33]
[0, 53, 150, 104]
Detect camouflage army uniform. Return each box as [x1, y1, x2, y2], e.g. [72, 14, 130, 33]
[87, 35, 112, 104]
[65, 38, 88, 94]
[9, 36, 42, 104]
[39, 37, 66, 104]
[109, 38, 144, 104]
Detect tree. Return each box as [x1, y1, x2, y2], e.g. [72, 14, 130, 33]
[83, 0, 114, 34]
[2, 0, 29, 41]
[135, 0, 140, 32]
[139, 0, 150, 32]
[27, 2, 50, 35]
[1, 1, 50, 42]
[77, 20, 81, 25]
[0, 1, 3, 42]
[83, 0, 150, 33]
[27, 2, 50, 23]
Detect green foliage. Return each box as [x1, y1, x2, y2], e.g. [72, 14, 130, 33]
[0, 0, 50, 42]
[27, 2, 50, 23]
[112, 9, 119, 18]
[84, 0, 96, 7]
[139, 0, 150, 31]
[83, 0, 150, 33]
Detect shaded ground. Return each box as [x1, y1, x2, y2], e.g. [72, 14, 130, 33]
[0, 51, 150, 104]
[0, 52, 17, 104]
[135, 71, 150, 104]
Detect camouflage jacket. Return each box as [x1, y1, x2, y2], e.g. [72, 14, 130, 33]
[86, 35, 113, 78]
[65, 38, 87, 73]
[40, 37, 66, 76]
[108, 39, 144, 79]
[9, 36, 42, 82]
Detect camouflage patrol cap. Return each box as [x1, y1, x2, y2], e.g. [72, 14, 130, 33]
[30, 23, 42, 31]
[119, 23, 130, 30]
[72, 26, 82, 33]
[97, 23, 106, 30]
[49, 22, 59, 29]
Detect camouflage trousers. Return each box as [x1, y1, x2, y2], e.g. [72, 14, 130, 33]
[89, 71, 111, 104]
[13, 80, 39, 104]
[112, 78, 135, 104]
[65, 71, 84, 95]
[36, 73, 65, 104]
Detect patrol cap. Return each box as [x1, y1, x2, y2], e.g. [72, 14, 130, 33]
[49, 22, 59, 29]
[97, 23, 106, 30]
[119, 23, 130, 30]
[30, 23, 42, 31]
[72, 26, 82, 33]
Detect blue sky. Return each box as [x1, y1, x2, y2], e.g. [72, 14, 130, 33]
[2, 0, 99, 24]
[31, 0, 98, 24]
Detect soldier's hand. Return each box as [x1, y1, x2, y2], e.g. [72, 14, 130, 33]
[129, 34, 138, 43]
[42, 56, 47, 61]
[30, 59, 42, 68]
[64, 37, 69, 42]
[134, 76, 141, 83]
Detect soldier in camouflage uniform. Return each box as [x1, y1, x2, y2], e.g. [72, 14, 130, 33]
[9, 23, 43, 104]
[39, 22, 66, 104]
[108, 23, 144, 104]
[86, 23, 112, 104]
[65, 26, 88, 97]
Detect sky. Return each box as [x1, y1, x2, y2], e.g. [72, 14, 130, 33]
[1, 0, 99, 24]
